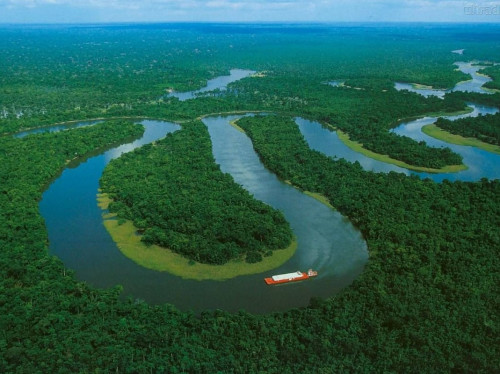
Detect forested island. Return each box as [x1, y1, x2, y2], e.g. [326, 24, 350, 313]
[481, 64, 500, 91]
[434, 113, 500, 146]
[1, 23, 499, 372]
[100, 120, 292, 266]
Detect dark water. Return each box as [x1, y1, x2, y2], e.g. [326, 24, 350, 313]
[167, 69, 255, 101]
[37, 117, 367, 314]
[392, 104, 499, 182]
[32, 56, 498, 313]
[297, 117, 408, 175]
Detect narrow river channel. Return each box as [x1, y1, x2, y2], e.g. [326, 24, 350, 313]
[307, 60, 499, 182]
[166, 69, 255, 101]
[297, 100, 500, 182]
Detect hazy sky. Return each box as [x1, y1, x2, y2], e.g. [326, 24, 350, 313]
[0, 0, 499, 24]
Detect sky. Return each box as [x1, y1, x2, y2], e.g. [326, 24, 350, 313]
[0, 0, 498, 24]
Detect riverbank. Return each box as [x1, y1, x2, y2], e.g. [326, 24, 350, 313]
[282, 180, 335, 210]
[232, 117, 337, 209]
[422, 124, 500, 155]
[229, 118, 246, 133]
[333, 128, 467, 174]
[97, 193, 298, 281]
[318, 105, 480, 174]
[3, 115, 152, 137]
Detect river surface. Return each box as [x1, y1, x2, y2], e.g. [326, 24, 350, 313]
[14, 120, 100, 138]
[309, 60, 499, 182]
[28, 60, 498, 313]
[298, 101, 499, 182]
[167, 69, 255, 101]
[394, 61, 494, 98]
[35, 116, 367, 314]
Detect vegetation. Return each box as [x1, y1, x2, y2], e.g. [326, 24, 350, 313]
[1, 23, 499, 372]
[0, 23, 481, 169]
[435, 113, 500, 146]
[481, 65, 500, 91]
[336, 128, 467, 173]
[446, 91, 500, 107]
[97, 199, 298, 281]
[422, 124, 500, 154]
[232, 69, 468, 169]
[237, 114, 500, 372]
[0, 119, 143, 251]
[100, 120, 292, 265]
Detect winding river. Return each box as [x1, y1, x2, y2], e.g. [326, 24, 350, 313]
[24, 60, 498, 313]
[37, 117, 367, 314]
[167, 69, 255, 101]
[298, 101, 499, 182]
[394, 61, 495, 98]
[30, 70, 366, 313]
[14, 120, 101, 139]
[307, 60, 499, 182]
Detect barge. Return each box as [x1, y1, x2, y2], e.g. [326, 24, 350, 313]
[264, 269, 318, 285]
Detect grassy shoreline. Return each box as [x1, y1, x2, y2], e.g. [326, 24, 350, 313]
[232, 117, 338, 210]
[422, 124, 500, 155]
[229, 118, 247, 133]
[303, 191, 336, 209]
[405, 79, 471, 91]
[389, 107, 474, 126]
[320, 106, 477, 174]
[282, 180, 336, 210]
[334, 129, 467, 174]
[97, 193, 298, 281]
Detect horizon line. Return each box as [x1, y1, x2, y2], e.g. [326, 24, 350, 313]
[1, 20, 500, 26]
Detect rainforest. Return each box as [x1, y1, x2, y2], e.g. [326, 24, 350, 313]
[1, 23, 499, 372]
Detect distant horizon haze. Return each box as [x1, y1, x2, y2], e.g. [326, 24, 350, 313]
[0, 0, 498, 24]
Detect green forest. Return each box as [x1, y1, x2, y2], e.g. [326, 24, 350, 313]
[1, 23, 499, 372]
[435, 113, 500, 145]
[100, 120, 292, 265]
[481, 64, 500, 90]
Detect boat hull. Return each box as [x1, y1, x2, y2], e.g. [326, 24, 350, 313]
[264, 272, 309, 285]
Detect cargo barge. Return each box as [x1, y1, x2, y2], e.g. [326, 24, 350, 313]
[264, 269, 318, 285]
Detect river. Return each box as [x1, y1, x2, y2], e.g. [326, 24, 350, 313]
[166, 69, 255, 101]
[304, 60, 499, 182]
[394, 61, 495, 98]
[36, 116, 367, 314]
[26, 59, 498, 313]
[297, 101, 499, 182]
[30, 69, 367, 313]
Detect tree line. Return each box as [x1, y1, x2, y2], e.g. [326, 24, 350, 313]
[2, 113, 498, 372]
[1, 23, 500, 372]
[435, 112, 500, 145]
[100, 120, 292, 265]
[236, 114, 499, 372]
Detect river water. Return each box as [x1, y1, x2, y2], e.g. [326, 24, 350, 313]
[166, 69, 255, 101]
[37, 117, 367, 314]
[26, 59, 498, 313]
[297, 101, 499, 182]
[29, 68, 366, 313]
[14, 120, 101, 139]
[305, 60, 499, 182]
[394, 61, 494, 98]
